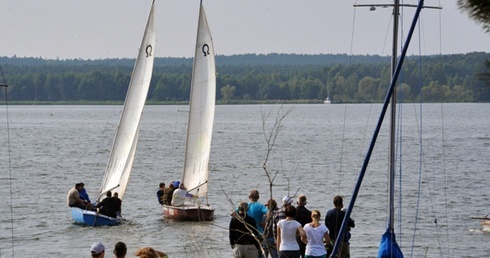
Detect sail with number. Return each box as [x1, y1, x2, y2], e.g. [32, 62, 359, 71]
[98, 1, 156, 202]
[181, 5, 216, 198]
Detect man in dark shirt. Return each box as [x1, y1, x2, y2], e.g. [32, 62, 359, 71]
[229, 202, 260, 257]
[295, 194, 312, 258]
[325, 195, 355, 258]
[96, 191, 119, 218]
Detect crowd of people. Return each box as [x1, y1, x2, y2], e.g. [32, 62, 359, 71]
[229, 189, 355, 258]
[66, 182, 122, 218]
[89, 241, 168, 258]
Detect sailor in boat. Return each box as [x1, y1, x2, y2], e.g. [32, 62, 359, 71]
[96, 191, 121, 218]
[67, 183, 91, 210]
[156, 182, 166, 205]
[171, 183, 197, 207]
[78, 182, 95, 210]
[163, 183, 175, 205]
[113, 192, 122, 217]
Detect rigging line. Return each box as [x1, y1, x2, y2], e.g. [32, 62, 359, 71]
[1, 65, 15, 257]
[336, 104, 348, 194]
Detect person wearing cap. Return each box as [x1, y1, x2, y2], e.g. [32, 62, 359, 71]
[113, 242, 127, 258]
[294, 194, 312, 258]
[90, 241, 105, 258]
[229, 202, 260, 258]
[272, 196, 294, 242]
[325, 195, 355, 258]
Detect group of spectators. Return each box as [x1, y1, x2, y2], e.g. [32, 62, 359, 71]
[89, 241, 168, 258]
[229, 189, 355, 258]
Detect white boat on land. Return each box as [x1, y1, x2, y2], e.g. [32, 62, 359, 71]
[323, 97, 331, 104]
[71, 0, 156, 227]
[162, 1, 216, 221]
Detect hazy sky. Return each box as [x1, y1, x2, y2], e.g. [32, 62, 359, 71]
[1, 0, 489, 59]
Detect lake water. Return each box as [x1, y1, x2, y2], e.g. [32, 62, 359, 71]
[0, 103, 489, 257]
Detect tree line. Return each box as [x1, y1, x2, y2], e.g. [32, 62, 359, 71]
[1, 53, 489, 103]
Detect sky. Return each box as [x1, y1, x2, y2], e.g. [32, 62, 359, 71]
[1, 0, 489, 60]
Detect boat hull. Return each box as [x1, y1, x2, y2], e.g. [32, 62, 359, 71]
[481, 220, 490, 232]
[70, 208, 121, 227]
[162, 205, 214, 221]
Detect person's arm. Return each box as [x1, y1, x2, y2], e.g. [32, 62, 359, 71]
[297, 226, 306, 243]
[276, 226, 282, 249]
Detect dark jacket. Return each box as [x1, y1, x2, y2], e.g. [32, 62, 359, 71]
[229, 213, 260, 248]
[325, 208, 355, 242]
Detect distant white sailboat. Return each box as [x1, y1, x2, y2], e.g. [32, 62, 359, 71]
[162, 2, 216, 221]
[71, 0, 156, 226]
[323, 97, 331, 104]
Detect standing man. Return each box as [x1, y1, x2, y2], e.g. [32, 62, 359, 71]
[325, 195, 355, 258]
[113, 242, 127, 258]
[294, 194, 312, 258]
[247, 189, 268, 234]
[90, 241, 105, 258]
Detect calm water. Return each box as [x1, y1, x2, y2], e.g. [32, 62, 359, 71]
[0, 103, 489, 257]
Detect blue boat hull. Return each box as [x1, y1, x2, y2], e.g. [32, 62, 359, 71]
[70, 208, 121, 227]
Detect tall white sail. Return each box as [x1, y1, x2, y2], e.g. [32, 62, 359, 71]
[182, 5, 216, 197]
[98, 1, 156, 201]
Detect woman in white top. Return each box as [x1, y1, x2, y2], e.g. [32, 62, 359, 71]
[276, 206, 306, 258]
[303, 210, 331, 258]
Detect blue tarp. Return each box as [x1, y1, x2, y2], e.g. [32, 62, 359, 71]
[378, 229, 403, 258]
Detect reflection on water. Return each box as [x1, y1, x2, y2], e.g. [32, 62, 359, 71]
[0, 104, 489, 257]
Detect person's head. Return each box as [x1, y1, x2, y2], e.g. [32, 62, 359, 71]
[159, 182, 165, 189]
[113, 192, 119, 198]
[311, 209, 321, 222]
[135, 247, 159, 258]
[90, 241, 105, 258]
[75, 183, 82, 190]
[237, 202, 248, 215]
[282, 196, 293, 207]
[333, 195, 343, 209]
[106, 191, 112, 198]
[80, 182, 85, 189]
[248, 189, 259, 202]
[265, 198, 277, 211]
[113, 241, 127, 258]
[297, 194, 307, 206]
[284, 205, 297, 218]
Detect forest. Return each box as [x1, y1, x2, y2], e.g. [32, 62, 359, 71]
[1, 52, 489, 103]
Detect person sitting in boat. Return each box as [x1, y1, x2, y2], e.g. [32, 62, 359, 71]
[67, 183, 88, 210]
[171, 184, 197, 207]
[156, 182, 166, 205]
[78, 182, 95, 210]
[162, 183, 175, 205]
[96, 191, 120, 218]
[113, 192, 122, 217]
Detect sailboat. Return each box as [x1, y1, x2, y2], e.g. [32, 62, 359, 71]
[162, 2, 216, 221]
[70, 0, 156, 227]
[323, 97, 331, 104]
[331, 0, 440, 257]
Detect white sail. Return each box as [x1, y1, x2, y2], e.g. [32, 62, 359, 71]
[98, 1, 156, 201]
[182, 5, 216, 197]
